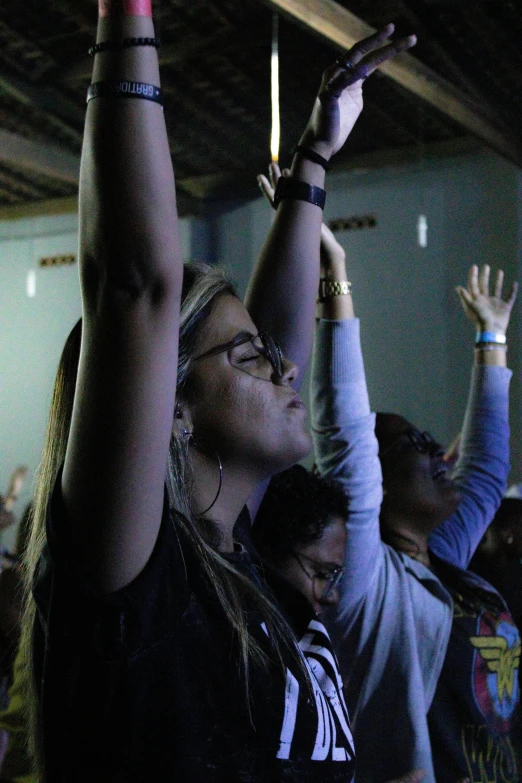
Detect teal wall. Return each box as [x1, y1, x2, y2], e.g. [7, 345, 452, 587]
[0, 213, 190, 550]
[0, 214, 80, 550]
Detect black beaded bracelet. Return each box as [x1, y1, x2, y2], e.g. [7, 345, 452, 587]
[122, 37, 161, 49]
[273, 176, 326, 210]
[87, 81, 164, 107]
[293, 145, 330, 171]
[88, 37, 161, 56]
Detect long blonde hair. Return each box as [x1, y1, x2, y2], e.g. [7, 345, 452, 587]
[21, 263, 304, 778]
[20, 318, 82, 774]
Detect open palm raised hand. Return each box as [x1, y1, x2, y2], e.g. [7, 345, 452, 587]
[299, 24, 416, 159]
[456, 264, 518, 335]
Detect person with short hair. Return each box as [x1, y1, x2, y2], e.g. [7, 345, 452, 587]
[254, 464, 348, 615]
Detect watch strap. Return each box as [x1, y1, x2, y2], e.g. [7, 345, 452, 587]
[318, 279, 352, 302]
[273, 177, 326, 210]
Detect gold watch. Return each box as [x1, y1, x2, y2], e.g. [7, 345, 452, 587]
[318, 279, 352, 302]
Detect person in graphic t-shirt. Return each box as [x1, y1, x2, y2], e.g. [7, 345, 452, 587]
[321, 261, 519, 783]
[469, 497, 522, 631]
[18, 2, 416, 781]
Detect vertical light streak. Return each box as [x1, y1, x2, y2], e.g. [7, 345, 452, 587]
[271, 12, 280, 163]
[26, 269, 36, 298]
[417, 214, 428, 247]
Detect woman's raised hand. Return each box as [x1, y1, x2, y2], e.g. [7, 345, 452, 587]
[319, 221, 346, 276]
[256, 160, 281, 206]
[456, 264, 518, 336]
[299, 24, 416, 160]
[257, 163, 346, 274]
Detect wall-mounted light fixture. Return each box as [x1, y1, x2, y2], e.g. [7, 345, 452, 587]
[328, 214, 377, 233]
[39, 254, 76, 268]
[417, 214, 428, 247]
[26, 269, 36, 298]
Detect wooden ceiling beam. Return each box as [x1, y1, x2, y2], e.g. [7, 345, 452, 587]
[0, 169, 46, 201]
[0, 195, 78, 220]
[0, 130, 80, 185]
[0, 129, 227, 212]
[258, 0, 522, 168]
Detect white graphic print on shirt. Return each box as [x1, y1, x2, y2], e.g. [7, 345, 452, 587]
[276, 618, 355, 762]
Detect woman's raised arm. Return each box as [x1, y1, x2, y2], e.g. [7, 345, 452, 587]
[429, 265, 517, 567]
[245, 25, 416, 379]
[62, 0, 183, 593]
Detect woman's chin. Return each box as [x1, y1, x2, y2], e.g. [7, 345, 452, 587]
[290, 431, 313, 465]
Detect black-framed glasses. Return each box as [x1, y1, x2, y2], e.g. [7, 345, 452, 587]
[293, 551, 345, 603]
[194, 331, 284, 379]
[380, 428, 440, 458]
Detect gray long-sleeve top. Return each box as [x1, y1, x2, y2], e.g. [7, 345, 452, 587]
[311, 318, 511, 783]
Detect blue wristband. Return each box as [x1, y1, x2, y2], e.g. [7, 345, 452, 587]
[475, 331, 506, 345]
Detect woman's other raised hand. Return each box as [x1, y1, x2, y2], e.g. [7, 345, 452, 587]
[246, 28, 413, 375]
[299, 24, 417, 161]
[257, 163, 346, 274]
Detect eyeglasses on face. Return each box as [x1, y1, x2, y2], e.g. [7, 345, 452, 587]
[380, 427, 440, 458]
[293, 551, 345, 603]
[194, 331, 284, 378]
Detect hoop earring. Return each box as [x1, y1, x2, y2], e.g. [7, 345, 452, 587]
[199, 447, 223, 515]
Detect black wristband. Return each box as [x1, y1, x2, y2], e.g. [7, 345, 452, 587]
[122, 37, 161, 49]
[273, 176, 326, 210]
[87, 81, 164, 107]
[293, 145, 330, 171]
[89, 38, 161, 56]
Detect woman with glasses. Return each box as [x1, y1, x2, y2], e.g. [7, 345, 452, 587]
[312, 259, 520, 783]
[253, 463, 348, 614]
[19, 1, 417, 780]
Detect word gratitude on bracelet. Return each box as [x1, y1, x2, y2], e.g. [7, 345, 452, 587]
[318, 279, 352, 302]
[293, 146, 330, 171]
[273, 176, 326, 210]
[475, 331, 506, 345]
[89, 37, 161, 56]
[87, 81, 164, 106]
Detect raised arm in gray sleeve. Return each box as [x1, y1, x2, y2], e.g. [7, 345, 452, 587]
[429, 365, 511, 569]
[311, 318, 384, 612]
